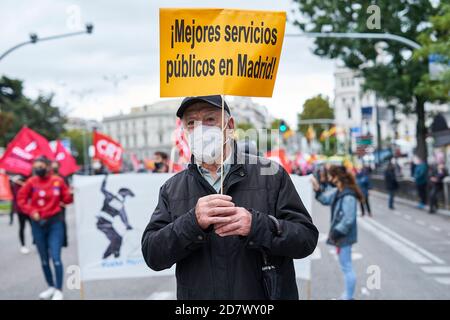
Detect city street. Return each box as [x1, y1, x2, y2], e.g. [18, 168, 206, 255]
[1, 190, 450, 300]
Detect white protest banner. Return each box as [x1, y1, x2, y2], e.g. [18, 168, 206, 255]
[74, 173, 175, 281]
[74, 173, 313, 282]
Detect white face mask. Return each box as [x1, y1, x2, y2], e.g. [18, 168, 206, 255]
[188, 124, 229, 164]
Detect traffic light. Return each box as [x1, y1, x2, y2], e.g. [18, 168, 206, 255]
[279, 120, 287, 133]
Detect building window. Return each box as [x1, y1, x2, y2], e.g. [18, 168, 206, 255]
[159, 132, 163, 144]
[347, 107, 352, 119]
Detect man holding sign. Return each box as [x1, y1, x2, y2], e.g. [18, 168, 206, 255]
[141, 8, 318, 300]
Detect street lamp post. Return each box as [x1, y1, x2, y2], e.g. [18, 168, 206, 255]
[0, 24, 94, 63]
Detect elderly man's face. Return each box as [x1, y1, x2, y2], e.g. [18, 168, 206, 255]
[182, 102, 234, 133]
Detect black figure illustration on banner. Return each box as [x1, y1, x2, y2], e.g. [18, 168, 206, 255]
[96, 174, 134, 259]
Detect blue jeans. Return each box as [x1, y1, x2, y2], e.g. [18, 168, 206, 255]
[31, 218, 64, 290]
[338, 245, 356, 300]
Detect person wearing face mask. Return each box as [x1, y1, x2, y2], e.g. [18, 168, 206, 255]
[142, 95, 318, 300]
[152, 151, 169, 173]
[17, 156, 73, 300]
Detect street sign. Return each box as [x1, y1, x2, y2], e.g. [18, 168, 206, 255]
[356, 135, 373, 146]
[361, 106, 373, 120]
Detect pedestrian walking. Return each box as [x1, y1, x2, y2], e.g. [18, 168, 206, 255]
[142, 95, 318, 300]
[10, 175, 31, 254]
[384, 162, 399, 210]
[429, 163, 448, 214]
[356, 166, 372, 217]
[311, 165, 363, 300]
[413, 157, 428, 209]
[17, 156, 73, 300]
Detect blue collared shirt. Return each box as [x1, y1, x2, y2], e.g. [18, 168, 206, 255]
[196, 155, 232, 193]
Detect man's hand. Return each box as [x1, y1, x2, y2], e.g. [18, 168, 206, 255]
[195, 194, 236, 230]
[214, 207, 252, 237]
[31, 212, 40, 221]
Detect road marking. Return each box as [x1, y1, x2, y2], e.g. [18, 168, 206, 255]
[327, 248, 362, 260]
[311, 247, 322, 260]
[434, 277, 450, 285]
[393, 211, 401, 216]
[358, 218, 432, 264]
[362, 217, 445, 265]
[415, 220, 426, 226]
[430, 226, 442, 232]
[403, 214, 412, 220]
[146, 291, 174, 300]
[318, 233, 328, 243]
[421, 266, 450, 274]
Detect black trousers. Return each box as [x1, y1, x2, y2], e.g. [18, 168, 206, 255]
[417, 183, 427, 204]
[17, 213, 30, 246]
[360, 196, 372, 216]
[429, 185, 442, 212]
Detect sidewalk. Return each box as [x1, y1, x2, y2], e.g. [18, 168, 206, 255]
[371, 189, 450, 218]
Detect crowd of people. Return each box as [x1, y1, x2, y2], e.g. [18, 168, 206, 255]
[3, 93, 449, 301]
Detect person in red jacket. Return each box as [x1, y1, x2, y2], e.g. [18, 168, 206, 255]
[17, 156, 73, 300]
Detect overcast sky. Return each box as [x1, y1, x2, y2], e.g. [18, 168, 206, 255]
[0, 0, 336, 127]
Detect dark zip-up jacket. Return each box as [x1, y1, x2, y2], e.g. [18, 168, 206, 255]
[141, 146, 318, 300]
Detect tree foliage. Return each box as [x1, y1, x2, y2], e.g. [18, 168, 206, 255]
[0, 76, 66, 146]
[292, 0, 440, 160]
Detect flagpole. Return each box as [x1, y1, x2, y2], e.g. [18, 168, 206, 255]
[220, 94, 225, 195]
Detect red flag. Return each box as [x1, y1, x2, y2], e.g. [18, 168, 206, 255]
[0, 127, 55, 175]
[0, 173, 13, 201]
[174, 118, 190, 164]
[264, 148, 292, 174]
[93, 131, 123, 173]
[52, 140, 80, 176]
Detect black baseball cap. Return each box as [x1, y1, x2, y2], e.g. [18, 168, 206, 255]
[177, 95, 231, 118]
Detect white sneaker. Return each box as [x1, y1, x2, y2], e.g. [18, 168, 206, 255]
[39, 287, 55, 300]
[51, 289, 64, 300]
[20, 246, 30, 254]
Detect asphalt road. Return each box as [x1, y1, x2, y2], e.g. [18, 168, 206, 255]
[1, 190, 450, 300]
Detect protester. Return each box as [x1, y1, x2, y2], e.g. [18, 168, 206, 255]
[9, 175, 31, 254]
[142, 95, 318, 300]
[356, 166, 372, 217]
[311, 165, 363, 300]
[17, 156, 73, 300]
[152, 151, 169, 173]
[385, 162, 399, 210]
[413, 156, 428, 209]
[429, 163, 448, 214]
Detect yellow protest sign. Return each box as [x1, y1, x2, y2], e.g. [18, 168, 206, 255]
[159, 8, 286, 97]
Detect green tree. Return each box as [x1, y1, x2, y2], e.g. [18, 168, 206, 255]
[414, 3, 450, 102]
[0, 76, 67, 146]
[61, 129, 90, 166]
[292, 0, 440, 161]
[297, 94, 334, 137]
